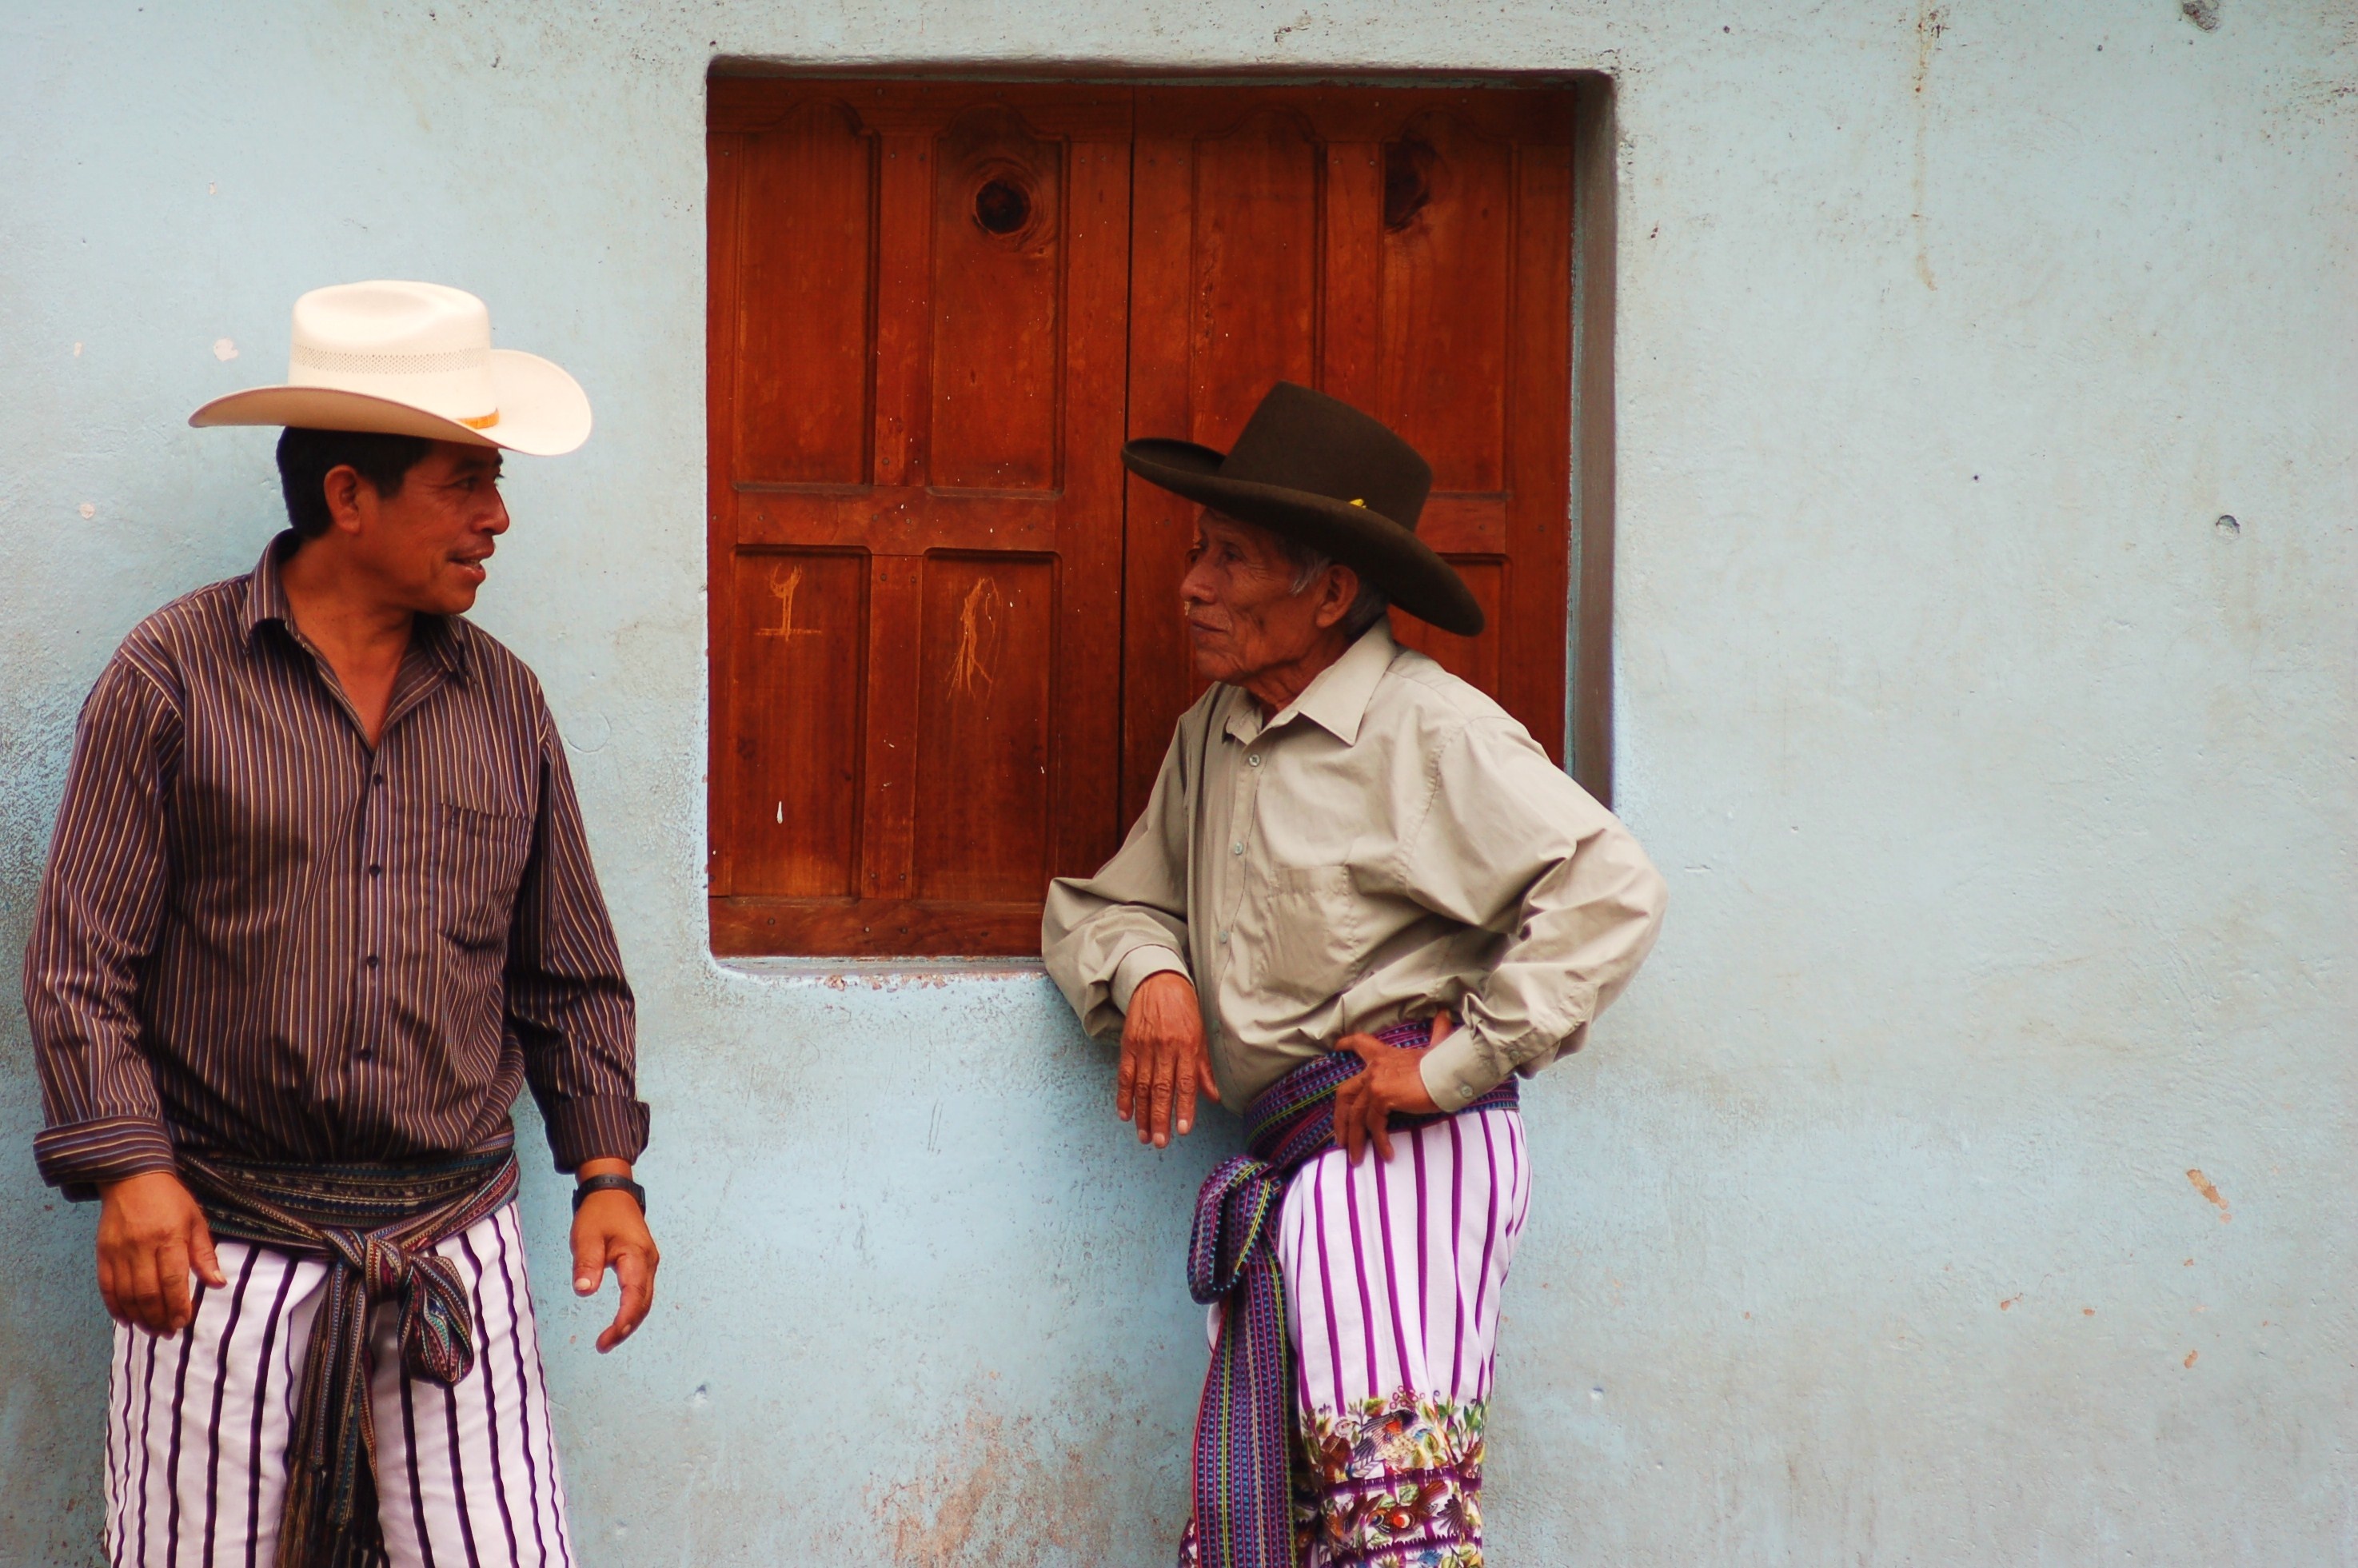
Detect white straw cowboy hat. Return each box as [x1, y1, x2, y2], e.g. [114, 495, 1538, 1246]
[190, 280, 591, 456]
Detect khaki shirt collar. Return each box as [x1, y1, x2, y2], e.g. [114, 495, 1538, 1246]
[1223, 622, 1398, 748]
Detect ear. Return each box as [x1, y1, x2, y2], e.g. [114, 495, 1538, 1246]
[320, 465, 370, 537]
[1311, 563, 1361, 630]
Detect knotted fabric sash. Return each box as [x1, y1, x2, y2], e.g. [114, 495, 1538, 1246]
[178, 1137, 521, 1568]
[1185, 1022, 1518, 1568]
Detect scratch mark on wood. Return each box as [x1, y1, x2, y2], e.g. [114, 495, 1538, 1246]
[952, 576, 1000, 695]
[759, 564, 823, 638]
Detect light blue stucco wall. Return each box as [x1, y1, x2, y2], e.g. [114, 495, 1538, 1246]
[2, 2, 2352, 1562]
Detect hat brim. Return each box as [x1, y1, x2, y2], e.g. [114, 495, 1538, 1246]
[1123, 438, 1485, 637]
[188, 349, 592, 457]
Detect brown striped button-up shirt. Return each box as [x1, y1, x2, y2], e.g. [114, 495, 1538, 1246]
[26, 535, 648, 1199]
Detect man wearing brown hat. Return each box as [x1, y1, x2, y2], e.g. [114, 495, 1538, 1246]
[1044, 382, 1667, 1568]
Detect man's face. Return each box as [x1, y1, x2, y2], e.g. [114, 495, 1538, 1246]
[341, 441, 510, 616]
[1179, 509, 1339, 686]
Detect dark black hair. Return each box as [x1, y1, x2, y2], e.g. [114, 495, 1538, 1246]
[274, 427, 436, 540]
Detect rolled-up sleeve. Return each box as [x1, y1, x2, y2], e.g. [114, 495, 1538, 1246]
[26, 656, 184, 1199]
[1407, 719, 1667, 1112]
[1042, 723, 1196, 1039]
[506, 701, 649, 1171]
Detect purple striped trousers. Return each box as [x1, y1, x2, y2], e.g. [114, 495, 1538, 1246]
[102, 1203, 575, 1568]
[1200, 1103, 1531, 1567]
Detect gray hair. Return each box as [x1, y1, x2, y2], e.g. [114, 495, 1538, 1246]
[1281, 540, 1391, 637]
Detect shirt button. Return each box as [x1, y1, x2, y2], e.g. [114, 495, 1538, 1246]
[365, 954, 381, 970]
[1247, 755, 1261, 768]
[1218, 930, 1230, 944]
[367, 864, 383, 878]
[371, 773, 385, 787]
[1231, 842, 1243, 856]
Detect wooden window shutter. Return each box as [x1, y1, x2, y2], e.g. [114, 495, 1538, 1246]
[709, 79, 1578, 956]
[708, 82, 1131, 955]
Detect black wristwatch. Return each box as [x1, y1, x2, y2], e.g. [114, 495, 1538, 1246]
[573, 1174, 646, 1215]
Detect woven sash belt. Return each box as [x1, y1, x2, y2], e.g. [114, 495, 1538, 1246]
[178, 1137, 521, 1568]
[1184, 1021, 1519, 1568]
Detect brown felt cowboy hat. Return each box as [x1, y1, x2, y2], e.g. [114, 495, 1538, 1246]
[1121, 381, 1484, 637]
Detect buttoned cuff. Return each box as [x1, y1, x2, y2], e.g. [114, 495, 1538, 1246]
[544, 1095, 652, 1173]
[1418, 1030, 1509, 1115]
[1111, 946, 1190, 1012]
[34, 1115, 180, 1202]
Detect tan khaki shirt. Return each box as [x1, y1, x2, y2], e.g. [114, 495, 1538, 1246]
[1043, 624, 1666, 1112]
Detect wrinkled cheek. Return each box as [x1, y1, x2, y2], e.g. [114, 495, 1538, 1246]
[1220, 616, 1269, 668]
[1190, 644, 1236, 681]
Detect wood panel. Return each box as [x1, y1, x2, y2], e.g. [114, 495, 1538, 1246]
[710, 80, 1130, 954]
[1378, 113, 1513, 493]
[724, 551, 868, 896]
[1498, 136, 1576, 762]
[930, 111, 1063, 491]
[1123, 86, 1577, 820]
[1188, 113, 1322, 444]
[732, 103, 874, 485]
[914, 554, 1055, 900]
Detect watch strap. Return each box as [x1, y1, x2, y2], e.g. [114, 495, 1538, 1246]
[572, 1174, 645, 1214]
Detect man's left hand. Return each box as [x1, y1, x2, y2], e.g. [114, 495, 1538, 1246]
[569, 1159, 659, 1354]
[1332, 1014, 1452, 1165]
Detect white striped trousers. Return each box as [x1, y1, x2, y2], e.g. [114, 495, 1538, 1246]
[104, 1203, 575, 1568]
[1275, 1105, 1531, 1417]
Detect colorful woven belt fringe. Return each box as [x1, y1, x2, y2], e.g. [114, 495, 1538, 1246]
[1185, 1023, 1518, 1568]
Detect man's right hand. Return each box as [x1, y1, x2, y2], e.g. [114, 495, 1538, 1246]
[96, 1171, 225, 1335]
[1118, 971, 1220, 1149]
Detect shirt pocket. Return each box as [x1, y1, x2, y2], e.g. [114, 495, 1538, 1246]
[435, 803, 533, 951]
[1253, 864, 1363, 1004]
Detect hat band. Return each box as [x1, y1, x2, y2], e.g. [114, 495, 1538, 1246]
[290, 342, 491, 375]
[287, 341, 501, 430]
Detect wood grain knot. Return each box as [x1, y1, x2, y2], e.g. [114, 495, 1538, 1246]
[1382, 138, 1434, 230]
[974, 178, 1032, 237]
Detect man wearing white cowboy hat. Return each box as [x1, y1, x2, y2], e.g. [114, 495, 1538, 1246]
[25, 280, 656, 1568]
[1044, 382, 1667, 1568]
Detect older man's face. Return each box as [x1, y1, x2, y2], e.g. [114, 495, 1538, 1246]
[1179, 509, 1340, 687]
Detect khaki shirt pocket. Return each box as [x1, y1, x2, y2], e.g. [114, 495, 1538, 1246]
[436, 803, 533, 950]
[1253, 864, 1363, 1004]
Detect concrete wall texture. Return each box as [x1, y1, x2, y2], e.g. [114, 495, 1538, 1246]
[2, 2, 2351, 1562]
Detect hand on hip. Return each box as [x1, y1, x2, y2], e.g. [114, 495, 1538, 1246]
[1332, 1013, 1450, 1164]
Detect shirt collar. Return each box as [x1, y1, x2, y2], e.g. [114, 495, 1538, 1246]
[239, 532, 299, 638]
[1223, 621, 1398, 748]
[240, 531, 469, 679]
